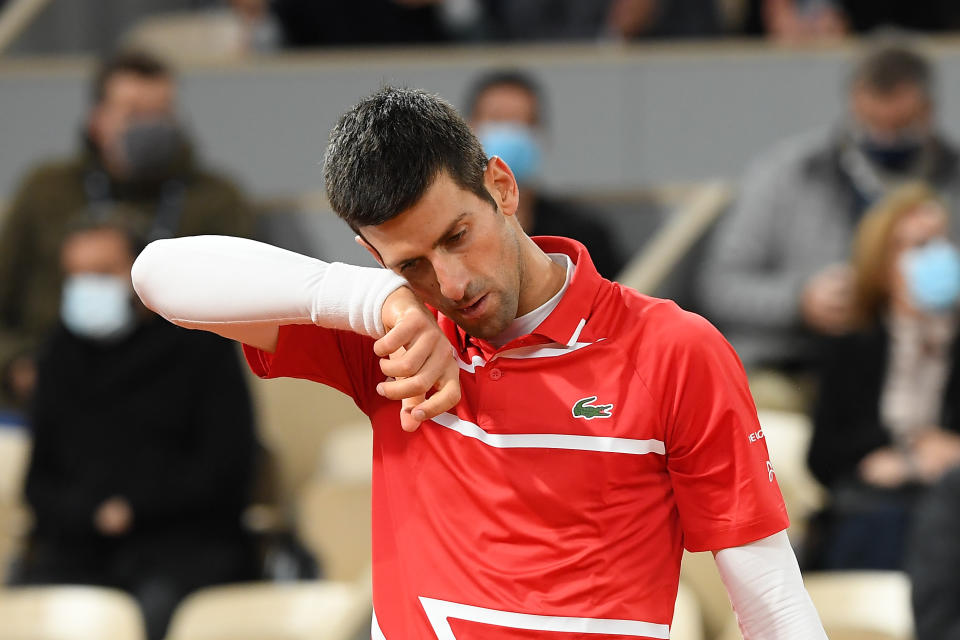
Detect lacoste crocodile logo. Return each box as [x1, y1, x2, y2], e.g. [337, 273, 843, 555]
[572, 396, 614, 420]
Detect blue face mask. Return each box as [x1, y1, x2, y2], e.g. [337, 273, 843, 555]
[476, 123, 542, 185]
[902, 239, 960, 312]
[861, 138, 924, 172]
[854, 125, 927, 173]
[60, 274, 136, 341]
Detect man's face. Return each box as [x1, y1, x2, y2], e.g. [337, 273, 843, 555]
[88, 72, 177, 175]
[359, 163, 524, 339]
[470, 84, 539, 128]
[61, 228, 136, 279]
[850, 82, 931, 142]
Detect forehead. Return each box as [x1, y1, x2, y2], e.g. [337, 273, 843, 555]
[359, 173, 487, 265]
[472, 84, 539, 126]
[853, 83, 928, 126]
[102, 72, 175, 110]
[62, 228, 133, 268]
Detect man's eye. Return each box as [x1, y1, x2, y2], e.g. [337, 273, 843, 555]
[449, 230, 467, 244]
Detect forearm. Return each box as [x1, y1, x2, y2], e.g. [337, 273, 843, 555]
[713, 530, 826, 639]
[131, 236, 407, 349]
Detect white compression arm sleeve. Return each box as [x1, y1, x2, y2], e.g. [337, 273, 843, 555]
[131, 235, 408, 342]
[713, 530, 827, 639]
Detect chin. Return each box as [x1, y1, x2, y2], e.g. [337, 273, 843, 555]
[462, 313, 512, 340]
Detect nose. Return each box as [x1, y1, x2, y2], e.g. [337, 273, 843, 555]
[433, 255, 469, 302]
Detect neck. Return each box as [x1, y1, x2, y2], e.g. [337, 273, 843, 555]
[515, 231, 566, 317]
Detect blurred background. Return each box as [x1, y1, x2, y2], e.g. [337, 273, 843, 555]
[4, 1, 960, 639]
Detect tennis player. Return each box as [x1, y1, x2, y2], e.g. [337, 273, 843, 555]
[132, 87, 826, 639]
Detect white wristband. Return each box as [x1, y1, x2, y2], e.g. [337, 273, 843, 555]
[315, 261, 408, 337]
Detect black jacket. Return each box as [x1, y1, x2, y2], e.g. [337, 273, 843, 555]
[531, 195, 625, 281]
[25, 317, 256, 542]
[909, 466, 960, 640]
[809, 323, 960, 489]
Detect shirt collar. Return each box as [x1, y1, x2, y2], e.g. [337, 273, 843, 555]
[440, 235, 605, 357]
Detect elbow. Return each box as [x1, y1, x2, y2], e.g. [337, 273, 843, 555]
[131, 239, 173, 316]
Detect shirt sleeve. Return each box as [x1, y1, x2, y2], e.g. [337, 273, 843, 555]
[243, 323, 381, 413]
[646, 305, 789, 551]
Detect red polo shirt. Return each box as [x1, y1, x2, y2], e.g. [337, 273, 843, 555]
[244, 236, 788, 640]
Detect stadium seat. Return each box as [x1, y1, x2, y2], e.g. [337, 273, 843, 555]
[671, 581, 706, 640]
[717, 571, 914, 640]
[295, 478, 371, 584]
[0, 425, 30, 504]
[0, 425, 31, 582]
[164, 580, 370, 640]
[248, 373, 367, 507]
[0, 585, 146, 640]
[804, 571, 914, 640]
[680, 550, 732, 640]
[755, 409, 826, 541]
[318, 422, 373, 483]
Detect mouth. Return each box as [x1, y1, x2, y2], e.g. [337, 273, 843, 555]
[457, 293, 488, 320]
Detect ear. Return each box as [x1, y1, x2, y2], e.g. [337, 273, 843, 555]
[485, 156, 520, 218]
[355, 234, 386, 268]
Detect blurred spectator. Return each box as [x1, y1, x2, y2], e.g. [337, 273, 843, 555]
[465, 69, 625, 279]
[269, 0, 447, 47]
[742, 0, 846, 42]
[14, 218, 260, 640]
[123, 1, 283, 61]
[908, 465, 960, 640]
[698, 43, 960, 371]
[743, 0, 960, 39]
[6, 0, 219, 56]
[0, 49, 252, 411]
[807, 183, 960, 570]
[480, 0, 723, 41]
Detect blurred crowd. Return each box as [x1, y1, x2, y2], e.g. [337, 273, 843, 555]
[7, 0, 960, 58]
[4, 2, 960, 640]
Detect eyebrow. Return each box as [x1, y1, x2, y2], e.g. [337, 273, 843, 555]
[387, 211, 470, 270]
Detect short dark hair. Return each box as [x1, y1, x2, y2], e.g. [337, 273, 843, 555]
[464, 69, 545, 126]
[91, 49, 172, 105]
[323, 87, 495, 230]
[850, 43, 933, 98]
[63, 206, 149, 258]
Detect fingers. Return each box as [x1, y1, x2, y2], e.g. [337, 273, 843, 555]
[377, 344, 462, 431]
[398, 395, 426, 432]
[379, 331, 432, 379]
[411, 377, 461, 423]
[374, 308, 425, 357]
[371, 302, 461, 432]
[376, 335, 449, 401]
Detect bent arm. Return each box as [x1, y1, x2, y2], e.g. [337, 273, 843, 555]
[713, 530, 827, 639]
[131, 235, 407, 351]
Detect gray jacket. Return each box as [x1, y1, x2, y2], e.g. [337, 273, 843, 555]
[697, 126, 960, 369]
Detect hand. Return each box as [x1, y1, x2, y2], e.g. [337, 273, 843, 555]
[376, 288, 461, 432]
[912, 429, 960, 484]
[859, 447, 912, 489]
[5, 355, 37, 404]
[801, 264, 855, 335]
[94, 497, 133, 536]
[606, 0, 658, 39]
